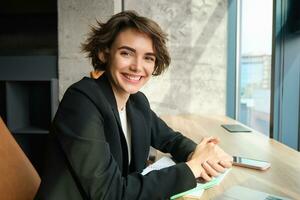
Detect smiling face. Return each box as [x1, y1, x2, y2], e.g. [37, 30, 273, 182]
[101, 28, 156, 99]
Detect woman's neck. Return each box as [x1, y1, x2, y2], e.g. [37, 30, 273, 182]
[111, 86, 129, 111]
[106, 72, 130, 111]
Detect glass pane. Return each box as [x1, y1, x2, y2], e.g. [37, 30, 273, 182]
[237, 0, 273, 136]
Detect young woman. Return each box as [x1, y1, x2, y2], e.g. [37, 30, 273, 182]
[37, 11, 232, 200]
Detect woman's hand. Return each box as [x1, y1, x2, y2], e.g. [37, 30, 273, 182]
[186, 137, 232, 181]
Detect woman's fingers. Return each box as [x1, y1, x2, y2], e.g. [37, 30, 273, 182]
[200, 170, 212, 182]
[201, 136, 215, 144]
[207, 160, 226, 173]
[202, 161, 220, 177]
[187, 137, 233, 179]
[219, 160, 233, 168]
[207, 137, 220, 144]
[202, 136, 219, 142]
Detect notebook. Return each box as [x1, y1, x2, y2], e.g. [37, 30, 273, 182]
[171, 169, 231, 199]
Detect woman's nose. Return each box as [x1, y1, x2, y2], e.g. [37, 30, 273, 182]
[130, 57, 143, 72]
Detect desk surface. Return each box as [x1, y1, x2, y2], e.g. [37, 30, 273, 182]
[161, 115, 300, 200]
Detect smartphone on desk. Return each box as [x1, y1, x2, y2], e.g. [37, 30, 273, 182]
[233, 156, 271, 170]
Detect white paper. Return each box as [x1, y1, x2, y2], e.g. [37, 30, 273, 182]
[141, 156, 176, 175]
[184, 188, 204, 198]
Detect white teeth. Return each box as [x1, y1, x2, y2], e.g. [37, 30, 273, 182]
[124, 74, 141, 81]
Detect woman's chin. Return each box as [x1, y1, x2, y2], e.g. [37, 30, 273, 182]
[128, 89, 140, 94]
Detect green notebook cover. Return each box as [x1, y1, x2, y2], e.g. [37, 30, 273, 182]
[170, 169, 231, 199]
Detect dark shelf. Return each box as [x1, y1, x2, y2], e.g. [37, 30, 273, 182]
[0, 0, 58, 175]
[6, 81, 52, 133]
[0, 56, 57, 80]
[0, 81, 6, 121]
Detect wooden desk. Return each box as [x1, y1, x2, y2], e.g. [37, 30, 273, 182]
[161, 115, 300, 200]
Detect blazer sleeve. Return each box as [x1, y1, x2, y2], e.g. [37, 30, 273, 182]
[134, 91, 197, 162]
[53, 87, 196, 200]
[150, 110, 197, 162]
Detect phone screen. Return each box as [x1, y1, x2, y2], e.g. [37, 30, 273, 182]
[233, 156, 271, 170]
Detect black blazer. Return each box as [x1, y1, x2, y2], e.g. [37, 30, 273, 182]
[36, 74, 197, 200]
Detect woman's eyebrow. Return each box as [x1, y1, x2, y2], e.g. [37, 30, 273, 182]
[118, 46, 155, 56]
[118, 46, 135, 52]
[145, 52, 156, 57]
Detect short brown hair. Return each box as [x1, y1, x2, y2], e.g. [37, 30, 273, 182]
[81, 10, 170, 76]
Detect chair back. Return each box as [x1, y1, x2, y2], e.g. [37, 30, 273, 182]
[0, 117, 41, 200]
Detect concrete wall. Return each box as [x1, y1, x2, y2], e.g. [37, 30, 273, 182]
[58, 0, 227, 115]
[58, 0, 119, 97]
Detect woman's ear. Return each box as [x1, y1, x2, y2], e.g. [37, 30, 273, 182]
[98, 48, 110, 63]
[98, 52, 106, 63]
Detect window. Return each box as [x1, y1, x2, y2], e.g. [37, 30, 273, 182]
[228, 0, 300, 150]
[236, 0, 273, 136]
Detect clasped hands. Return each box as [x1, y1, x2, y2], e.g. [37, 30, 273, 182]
[186, 137, 233, 181]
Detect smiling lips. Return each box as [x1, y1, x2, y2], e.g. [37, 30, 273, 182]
[122, 73, 143, 83]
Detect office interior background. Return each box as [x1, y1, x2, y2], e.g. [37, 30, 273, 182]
[0, 0, 299, 173]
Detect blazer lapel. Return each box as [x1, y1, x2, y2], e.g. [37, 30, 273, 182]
[126, 99, 149, 172]
[94, 73, 129, 174]
[95, 73, 122, 125]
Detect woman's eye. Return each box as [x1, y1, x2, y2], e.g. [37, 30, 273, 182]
[120, 51, 131, 57]
[145, 56, 155, 62]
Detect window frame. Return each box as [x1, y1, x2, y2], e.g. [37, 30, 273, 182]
[227, 0, 300, 151]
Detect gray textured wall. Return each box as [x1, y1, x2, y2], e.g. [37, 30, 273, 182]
[58, 0, 227, 115]
[126, 0, 227, 115]
[58, 0, 118, 97]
